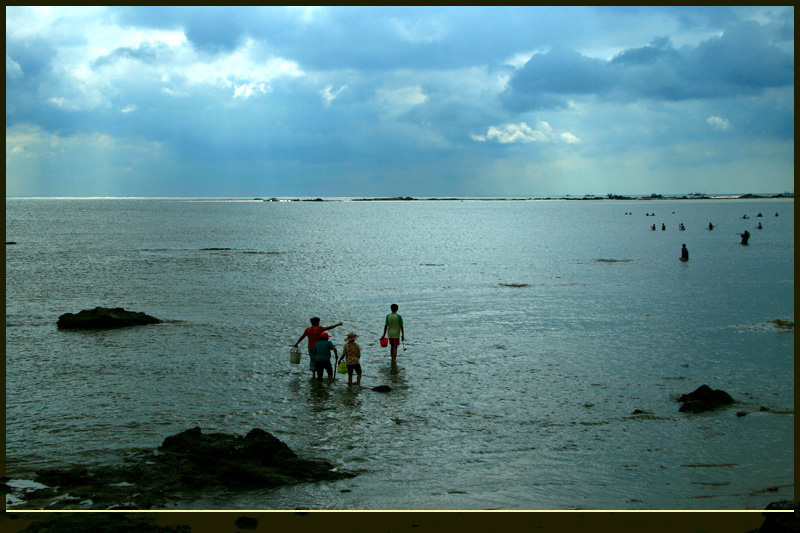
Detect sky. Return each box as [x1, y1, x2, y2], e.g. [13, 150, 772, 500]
[5, 6, 795, 197]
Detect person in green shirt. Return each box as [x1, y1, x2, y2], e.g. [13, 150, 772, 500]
[381, 303, 404, 363]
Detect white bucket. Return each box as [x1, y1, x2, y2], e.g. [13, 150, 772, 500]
[290, 346, 301, 364]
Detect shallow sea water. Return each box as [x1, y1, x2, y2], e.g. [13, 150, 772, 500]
[5, 197, 794, 510]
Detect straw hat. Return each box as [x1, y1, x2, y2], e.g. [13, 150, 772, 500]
[344, 332, 359, 342]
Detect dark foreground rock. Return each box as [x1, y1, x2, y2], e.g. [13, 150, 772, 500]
[5, 512, 191, 532]
[756, 500, 800, 533]
[677, 384, 735, 413]
[18, 427, 353, 509]
[57, 307, 162, 329]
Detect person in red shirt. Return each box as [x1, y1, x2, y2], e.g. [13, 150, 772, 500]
[294, 317, 343, 374]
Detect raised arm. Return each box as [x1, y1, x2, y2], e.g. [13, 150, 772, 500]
[294, 331, 307, 347]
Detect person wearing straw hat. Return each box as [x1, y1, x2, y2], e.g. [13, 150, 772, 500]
[339, 332, 363, 385]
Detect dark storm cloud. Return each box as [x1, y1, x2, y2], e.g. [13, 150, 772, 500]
[502, 20, 794, 111]
[91, 42, 161, 68]
[109, 6, 576, 70]
[5, 6, 794, 197]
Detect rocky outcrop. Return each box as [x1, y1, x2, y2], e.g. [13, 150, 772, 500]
[18, 427, 353, 509]
[677, 384, 734, 413]
[57, 307, 162, 329]
[757, 500, 799, 533]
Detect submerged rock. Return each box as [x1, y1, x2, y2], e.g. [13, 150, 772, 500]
[21, 427, 353, 509]
[678, 384, 734, 413]
[57, 307, 162, 329]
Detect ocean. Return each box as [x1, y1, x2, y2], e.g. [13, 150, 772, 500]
[4, 197, 794, 510]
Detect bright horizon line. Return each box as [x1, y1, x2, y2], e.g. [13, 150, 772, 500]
[6, 192, 794, 200]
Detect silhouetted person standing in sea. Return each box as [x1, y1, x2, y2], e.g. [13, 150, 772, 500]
[708, 223, 715, 230]
[681, 244, 689, 261]
[740, 230, 750, 245]
[295, 317, 343, 375]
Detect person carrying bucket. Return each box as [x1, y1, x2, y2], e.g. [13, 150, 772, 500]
[380, 304, 404, 363]
[294, 317, 343, 375]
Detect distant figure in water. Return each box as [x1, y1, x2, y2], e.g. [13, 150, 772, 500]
[681, 244, 689, 261]
[757, 222, 763, 230]
[679, 223, 686, 231]
[662, 223, 666, 231]
[651, 224, 656, 231]
[756, 213, 763, 217]
[740, 230, 750, 245]
[708, 223, 715, 230]
[775, 212, 779, 217]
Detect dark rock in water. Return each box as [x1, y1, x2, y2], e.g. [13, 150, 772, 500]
[24, 427, 353, 509]
[372, 385, 392, 392]
[57, 307, 162, 329]
[759, 500, 799, 533]
[677, 384, 734, 413]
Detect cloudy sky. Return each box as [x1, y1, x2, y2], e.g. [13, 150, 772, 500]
[5, 6, 794, 197]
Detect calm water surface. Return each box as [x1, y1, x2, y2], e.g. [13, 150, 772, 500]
[5, 198, 794, 510]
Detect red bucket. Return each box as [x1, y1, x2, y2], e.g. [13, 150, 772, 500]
[379, 337, 389, 347]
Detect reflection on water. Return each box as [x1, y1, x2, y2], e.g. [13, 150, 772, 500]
[4, 198, 794, 510]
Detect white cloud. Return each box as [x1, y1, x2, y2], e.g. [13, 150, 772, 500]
[503, 49, 547, 69]
[6, 54, 23, 78]
[472, 121, 578, 144]
[13, 12, 304, 109]
[390, 16, 447, 44]
[374, 85, 428, 116]
[179, 40, 304, 97]
[560, 132, 581, 143]
[6, 124, 117, 157]
[320, 84, 347, 106]
[233, 82, 268, 99]
[707, 115, 732, 131]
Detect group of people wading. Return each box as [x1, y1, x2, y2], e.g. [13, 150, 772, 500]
[293, 304, 405, 384]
